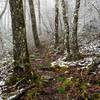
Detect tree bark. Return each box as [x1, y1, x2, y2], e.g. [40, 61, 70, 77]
[71, 0, 81, 60]
[29, 0, 40, 48]
[38, 0, 41, 35]
[9, 0, 36, 77]
[55, 0, 59, 48]
[61, 0, 70, 54]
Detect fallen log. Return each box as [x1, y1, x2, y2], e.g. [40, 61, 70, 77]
[10, 84, 36, 100]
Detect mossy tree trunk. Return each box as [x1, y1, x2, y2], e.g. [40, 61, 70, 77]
[55, 0, 59, 48]
[71, 0, 81, 60]
[9, 0, 37, 78]
[29, 0, 40, 48]
[61, 0, 70, 54]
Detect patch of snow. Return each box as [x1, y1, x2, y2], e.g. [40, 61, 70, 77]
[51, 57, 93, 69]
[0, 81, 5, 86]
[64, 71, 69, 74]
[0, 54, 14, 96]
[0, 97, 2, 100]
[7, 95, 16, 100]
[97, 65, 100, 68]
[51, 59, 69, 68]
[42, 75, 52, 80]
[98, 71, 100, 74]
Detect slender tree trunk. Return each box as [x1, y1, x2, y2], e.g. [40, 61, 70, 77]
[29, 0, 40, 48]
[61, 0, 70, 54]
[55, 0, 59, 48]
[38, 0, 41, 35]
[0, 32, 4, 58]
[71, 0, 81, 60]
[9, 0, 36, 78]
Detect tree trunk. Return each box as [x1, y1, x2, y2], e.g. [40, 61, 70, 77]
[29, 0, 40, 48]
[38, 0, 41, 35]
[71, 0, 81, 60]
[9, 0, 36, 78]
[55, 0, 59, 48]
[0, 32, 4, 59]
[61, 0, 70, 54]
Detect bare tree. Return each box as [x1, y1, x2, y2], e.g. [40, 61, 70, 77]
[0, 0, 8, 19]
[61, 0, 70, 54]
[71, 0, 81, 60]
[29, 0, 40, 48]
[9, 0, 37, 78]
[91, 3, 100, 18]
[0, 32, 4, 58]
[55, 0, 59, 48]
[38, 0, 41, 35]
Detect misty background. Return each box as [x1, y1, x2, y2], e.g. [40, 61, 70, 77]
[0, 0, 100, 54]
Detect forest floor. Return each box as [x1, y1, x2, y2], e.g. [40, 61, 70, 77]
[23, 46, 100, 100]
[0, 45, 100, 100]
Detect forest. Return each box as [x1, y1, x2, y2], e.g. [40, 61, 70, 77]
[0, 0, 100, 100]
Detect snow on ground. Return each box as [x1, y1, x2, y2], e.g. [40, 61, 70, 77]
[0, 53, 13, 97]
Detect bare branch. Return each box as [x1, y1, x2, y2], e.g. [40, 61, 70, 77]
[0, 0, 8, 19]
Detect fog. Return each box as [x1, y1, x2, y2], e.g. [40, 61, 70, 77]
[0, 0, 100, 52]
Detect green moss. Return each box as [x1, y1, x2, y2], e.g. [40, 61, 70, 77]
[37, 64, 44, 68]
[5, 71, 39, 87]
[63, 78, 73, 87]
[57, 87, 65, 94]
[25, 88, 40, 100]
[91, 93, 100, 100]
[57, 76, 65, 82]
[5, 75, 22, 86]
[96, 80, 100, 86]
[79, 83, 89, 91]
